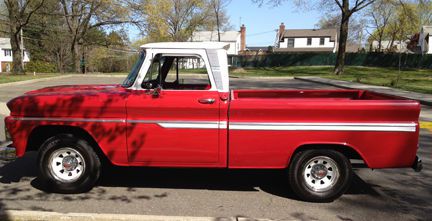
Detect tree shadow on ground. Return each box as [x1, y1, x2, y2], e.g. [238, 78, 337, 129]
[1, 151, 378, 204]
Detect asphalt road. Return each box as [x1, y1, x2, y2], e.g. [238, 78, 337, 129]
[0, 75, 431, 221]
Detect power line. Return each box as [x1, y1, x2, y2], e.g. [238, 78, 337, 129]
[247, 29, 278, 37]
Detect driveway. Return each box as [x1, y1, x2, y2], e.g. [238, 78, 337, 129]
[0, 75, 430, 221]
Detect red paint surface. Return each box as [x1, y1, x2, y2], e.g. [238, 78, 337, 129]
[5, 86, 420, 169]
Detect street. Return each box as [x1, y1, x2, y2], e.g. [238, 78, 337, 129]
[0, 75, 430, 221]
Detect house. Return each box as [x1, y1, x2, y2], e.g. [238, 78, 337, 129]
[0, 38, 30, 72]
[245, 46, 273, 55]
[190, 25, 246, 55]
[418, 26, 432, 54]
[275, 23, 338, 53]
[370, 40, 408, 53]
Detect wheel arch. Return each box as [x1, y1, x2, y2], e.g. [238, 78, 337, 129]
[26, 125, 111, 165]
[290, 143, 369, 168]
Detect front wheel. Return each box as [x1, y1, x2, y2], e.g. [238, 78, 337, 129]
[288, 149, 352, 202]
[37, 134, 101, 193]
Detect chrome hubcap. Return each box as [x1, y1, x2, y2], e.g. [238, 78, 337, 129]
[48, 148, 85, 183]
[303, 156, 339, 192]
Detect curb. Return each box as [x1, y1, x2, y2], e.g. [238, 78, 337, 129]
[81, 74, 127, 78]
[0, 75, 74, 88]
[230, 75, 294, 80]
[0, 102, 9, 116]
[0, 74, 129, 88]
[295, 76, 432, 106]
[0, 210, 273, 221]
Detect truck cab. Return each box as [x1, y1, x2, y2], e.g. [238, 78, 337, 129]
[123, 42, 230, 166]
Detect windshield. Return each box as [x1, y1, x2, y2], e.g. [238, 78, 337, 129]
[122, 50, 146, 87]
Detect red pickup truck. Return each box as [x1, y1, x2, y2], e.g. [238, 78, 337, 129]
[4, 42, 422, 202]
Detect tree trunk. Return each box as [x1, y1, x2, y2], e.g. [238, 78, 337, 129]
[378, 34, 383, 52]
[216, 11, 221, 42]
[70, 42, 81, 73]
[9, 27, 24, 74]
[334, 8, 350, 75]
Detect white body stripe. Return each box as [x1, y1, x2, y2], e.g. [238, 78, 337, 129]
[229, 122, 416, 132]
[12, 117, 416, 132]
[159, 122, 219, 129]
[12, 117, 125, 123]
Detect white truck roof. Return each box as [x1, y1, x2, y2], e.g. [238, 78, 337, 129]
[137, 42, 230, 93]
[140, 42, 230, 50]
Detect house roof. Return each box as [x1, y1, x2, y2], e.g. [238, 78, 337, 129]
[247, 46, 271, 51]
[282, 29, 337, 41]
[191, 31, 240, 42]
[0, 38, 11, 49]
[141, 42, 230, 50]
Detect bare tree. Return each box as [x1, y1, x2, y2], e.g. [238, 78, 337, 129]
[3, 0, 45, 74]
[316, 13, 367, 46]
[417, 0, 432, 26]
[209, 0, 231, 41]
[59, 0, 140, 72]
[142, 0, 214, 42]
[366, 0, 395, 52]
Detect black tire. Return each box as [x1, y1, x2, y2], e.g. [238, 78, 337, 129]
[288, 149, 352, 202]
[37, 134, 101, 193]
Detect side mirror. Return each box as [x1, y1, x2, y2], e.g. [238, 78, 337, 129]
[143, 82, 153, 89]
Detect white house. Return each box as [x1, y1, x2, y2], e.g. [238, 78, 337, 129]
[190, 25, 246, 55]
[275, 23, 338, 53]
[418, 26, 432, 54]
[0, 38, 30, 73]
[371, 40, 408, 53]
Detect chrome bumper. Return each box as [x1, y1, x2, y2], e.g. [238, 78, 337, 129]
[412, 156, 423, 172]
[0, 143, 16, 161]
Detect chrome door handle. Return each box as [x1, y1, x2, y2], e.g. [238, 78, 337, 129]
[198, 98, 215, 104]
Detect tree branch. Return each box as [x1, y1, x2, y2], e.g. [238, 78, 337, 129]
[89, 20, 135, 29]
[22, 0, 45, 27]
[333, 0, 343, 10]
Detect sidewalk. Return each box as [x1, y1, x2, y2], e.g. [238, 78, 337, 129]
[295, 76, 432, 106]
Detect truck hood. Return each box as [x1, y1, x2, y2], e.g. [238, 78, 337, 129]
[7, 84, 128, 118]
[24, 84, 122, 95]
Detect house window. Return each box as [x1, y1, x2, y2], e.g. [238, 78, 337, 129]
[287, 38, 295, 48]
[4, 49, 12, 57]
[307, 38, 312, 46]
[320, 37, 325, 45]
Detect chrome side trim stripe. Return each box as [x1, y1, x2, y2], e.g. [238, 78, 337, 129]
[229, 122, 417, 132]
[12, 117, 125, 123]
[129, 120, 225, 129]
[12, 117, 416, 132]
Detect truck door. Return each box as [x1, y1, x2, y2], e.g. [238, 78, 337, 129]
[126, 53, 223, 166]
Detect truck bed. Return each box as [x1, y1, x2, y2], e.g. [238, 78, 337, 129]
[228, 89, 420, 170]
[231, 89, 401, 100]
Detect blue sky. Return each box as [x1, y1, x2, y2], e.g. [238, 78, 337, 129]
[227, 1, 321, 46]
[129, 1, 322, 46]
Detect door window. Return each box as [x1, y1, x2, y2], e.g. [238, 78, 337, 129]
[142, 55, 211, 90]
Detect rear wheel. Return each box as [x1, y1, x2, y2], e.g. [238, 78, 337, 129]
[289, 149, 352, 202]
[37, 134, 101, 193]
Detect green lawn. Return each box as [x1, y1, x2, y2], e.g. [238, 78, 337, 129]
[0, 73, 61, 84]
[230, 66, 432, 94]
